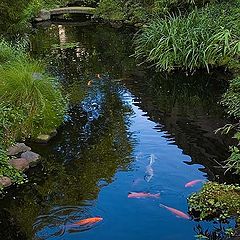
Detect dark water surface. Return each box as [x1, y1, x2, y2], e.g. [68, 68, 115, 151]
[0, 23, 234, 240]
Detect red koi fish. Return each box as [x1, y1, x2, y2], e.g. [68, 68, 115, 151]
[128, 192, 160, 199]
[160, 204, 190, 220]
[185, 179, 204, 188]
[72, 217, 103, 226]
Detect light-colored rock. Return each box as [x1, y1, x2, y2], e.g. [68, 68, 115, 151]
[35, 130, 57, 143]
[7, 143, 31, 156]
[9, 158, 29, 171]
[21, 151, 40, 164]
[0, 177, 12, 188]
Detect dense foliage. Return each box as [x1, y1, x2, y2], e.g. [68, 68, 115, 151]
[96, 0, 223, 23]
[188, 182, 240, 238]
[134, 0, 240, 72]
[0, 0, 69, 35]
[188, 182, 240, 221]
[0, 40, 67, 187]
[217, 76, 240, 175]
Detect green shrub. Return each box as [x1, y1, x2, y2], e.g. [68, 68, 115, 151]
[222, 76, 240, 118]
[0, 40, 28, 65]
[0, 103, 25, 146]
[219, 76, 240, 174]
[95, 0, 225, 23]
[95, 0, 126, 21]
[134, 1, 240, 72]
[188, 182, 240, 221]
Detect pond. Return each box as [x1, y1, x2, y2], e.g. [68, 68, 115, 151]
[0, 23, 235, 240]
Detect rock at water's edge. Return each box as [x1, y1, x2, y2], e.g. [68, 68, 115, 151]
[0, 177, 12, 188]
[35, 130, 57, 143]
[9, 158, 29, 171]
[21, 151, 40, 165]
[7, 143, 31, 156]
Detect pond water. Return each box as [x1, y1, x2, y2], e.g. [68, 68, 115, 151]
[0, 23, 235, 240]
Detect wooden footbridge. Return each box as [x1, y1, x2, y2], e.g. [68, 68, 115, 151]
[50, 7, 95, 16]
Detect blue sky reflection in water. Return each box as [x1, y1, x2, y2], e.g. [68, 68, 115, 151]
[34, 84, 233, 240]
[0, 25, 234, 240]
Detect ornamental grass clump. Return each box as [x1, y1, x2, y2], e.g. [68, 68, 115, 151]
[0, 61, 67, 140]
[0, 40, 68, 142]
[134, 1, 240, 72]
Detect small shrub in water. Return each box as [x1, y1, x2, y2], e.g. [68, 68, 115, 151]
[188, 182, 240, 221]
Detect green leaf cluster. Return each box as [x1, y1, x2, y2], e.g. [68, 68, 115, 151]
[188, 182, 240, 222]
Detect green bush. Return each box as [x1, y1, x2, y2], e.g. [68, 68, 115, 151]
[188, 182, 240, 221]
[222, 76, 240, 118]
[218, 76, 240, 174]
[134, 1, 240, 72]
[95, 0, 126, 21]
[95, 0, 225, 23]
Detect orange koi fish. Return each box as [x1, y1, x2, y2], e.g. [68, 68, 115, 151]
[185, 179, 204, 188]
[128, 192, 160, 199]
[72, 217, 103, 226]
[160, 204, 190, 220]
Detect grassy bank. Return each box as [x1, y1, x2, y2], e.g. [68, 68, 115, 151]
[134, 0, 240, 72]
[0, 40, 67, 188]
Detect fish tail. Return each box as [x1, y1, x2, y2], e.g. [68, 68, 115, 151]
[159, 203, 165, 208]
[155, 193, 160, 198]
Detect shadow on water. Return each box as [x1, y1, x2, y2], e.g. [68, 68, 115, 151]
[0, 23, 235, 240]
[123, 70, 232, 181]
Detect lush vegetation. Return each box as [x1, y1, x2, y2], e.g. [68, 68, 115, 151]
[188, 182, 240, 221]
[0, 0, 69, 35]
[95, 0, 221, 23]
[134, 0, 240, 72]
[0, 40, 67, 187]
[188, 182, 240, 238]
[216, 76, 240, 175]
